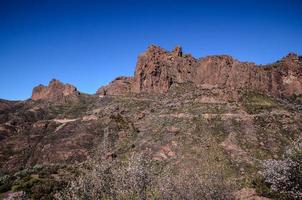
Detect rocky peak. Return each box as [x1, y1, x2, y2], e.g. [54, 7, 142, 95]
[131, 45, 196, 93]
[96, 76, 133, 96]
[49, 79, 63, 87]
[144, 45, 168, 56]
[31, 79, 79, 101]
[201, 55, 236, 65]
[283, 52, 299, 61]
[279, 52, 301, 70]
[172, 46, 183, 57]
[97, 45, 302, 98]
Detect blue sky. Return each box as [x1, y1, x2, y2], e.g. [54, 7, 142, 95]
[1, 0, 302, 100]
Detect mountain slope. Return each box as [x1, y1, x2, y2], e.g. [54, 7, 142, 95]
[0, 46, 302, 199]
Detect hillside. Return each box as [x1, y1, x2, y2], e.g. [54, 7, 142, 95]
[0, 46, 302, 200]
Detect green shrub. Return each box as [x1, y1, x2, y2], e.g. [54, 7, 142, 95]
[242, 92, 279, 114]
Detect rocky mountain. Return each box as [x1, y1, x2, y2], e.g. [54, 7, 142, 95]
[31, 79, 80, 102]
[1, 45, 302, 200]
[98, 45, 302, 98]
[97, 76, 133, 96]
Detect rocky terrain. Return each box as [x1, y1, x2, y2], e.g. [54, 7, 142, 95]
[98, 45, 302, 98]
[0, 45, 302, 199]
[31, 79, 80, 102]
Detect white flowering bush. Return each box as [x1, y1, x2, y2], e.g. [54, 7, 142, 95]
[157, 169, 233, 200]
[261, 142, 302, 199]
[55, 153, 154, 200]
[55, 152, 233, 200]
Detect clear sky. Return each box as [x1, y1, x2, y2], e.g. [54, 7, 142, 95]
[1, 0, 302, 100]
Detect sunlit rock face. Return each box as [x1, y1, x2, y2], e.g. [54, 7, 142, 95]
[31, 79, 80, 101]
[107, 45, 302, 98]
[96, 76, 133, 96]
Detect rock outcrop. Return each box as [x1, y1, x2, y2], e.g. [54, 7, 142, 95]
[96, 76, 133, 96]
[31, 79, 80, 101]
[99, 45, 302, 98]
[131, 45, 196, 93]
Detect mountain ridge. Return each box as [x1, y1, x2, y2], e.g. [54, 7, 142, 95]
[1, 45, 302, 200]
[29, 45, 302, 103]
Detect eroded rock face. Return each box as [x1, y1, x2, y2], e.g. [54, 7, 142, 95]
[131, 45, 196, 93]
[96, 76, 133, 96]
[97, 45, 301, 98]
[31, 79, 80, 101]
[278, 53, 302, 96]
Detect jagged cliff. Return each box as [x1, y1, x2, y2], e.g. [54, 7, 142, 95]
[97, 45, 302, 98]
[31, 79, 80, 101]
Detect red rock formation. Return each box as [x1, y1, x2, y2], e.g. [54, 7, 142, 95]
[133, 46, 302, 97]
[98, 45, 302, 98]
[131, 45, 196, 93]
[277, 53, 302, 96]
[31, 79, 80, 101]
[96, 76, 133, 96]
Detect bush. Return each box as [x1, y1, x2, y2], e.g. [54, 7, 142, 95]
[260, 142, 302, 199]
[0, 175, 13, 193]
[4, 191, 29, 200]
[157, 170, 233, 200]
[55, 153, 234, 200]
[32, 164, 43, 172]
[55, 153, 153, 200]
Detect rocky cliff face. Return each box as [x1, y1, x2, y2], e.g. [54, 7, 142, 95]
[131, 45, 196, 93]
[99, 45, 302, 98]
[199, 52, 302, 97]
[96, 76, 133, 96]
[31, 79, 80, 101]
[32, 47, 302, 100]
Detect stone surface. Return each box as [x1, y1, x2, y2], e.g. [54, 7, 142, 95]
[131, 45, 196, 93]
[31, 79, 80, 101]
[99, 45, 302, 98]
[96, 76, 133, 96]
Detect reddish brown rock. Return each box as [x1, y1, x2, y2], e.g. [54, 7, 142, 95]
[131, 45, 196, 93]
[31, 79, 80, 101]
[277, 53, 302, 96]
[131, 45, 302, 97]
[192, 56, 270, 95]
[98, 45, 302, 98]
[172, 45, 183, 57]
[96, 76, 133, 96]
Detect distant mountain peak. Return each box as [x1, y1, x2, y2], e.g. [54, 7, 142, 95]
[31, 79, 79, 101]
[172, 45, 183, 57]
